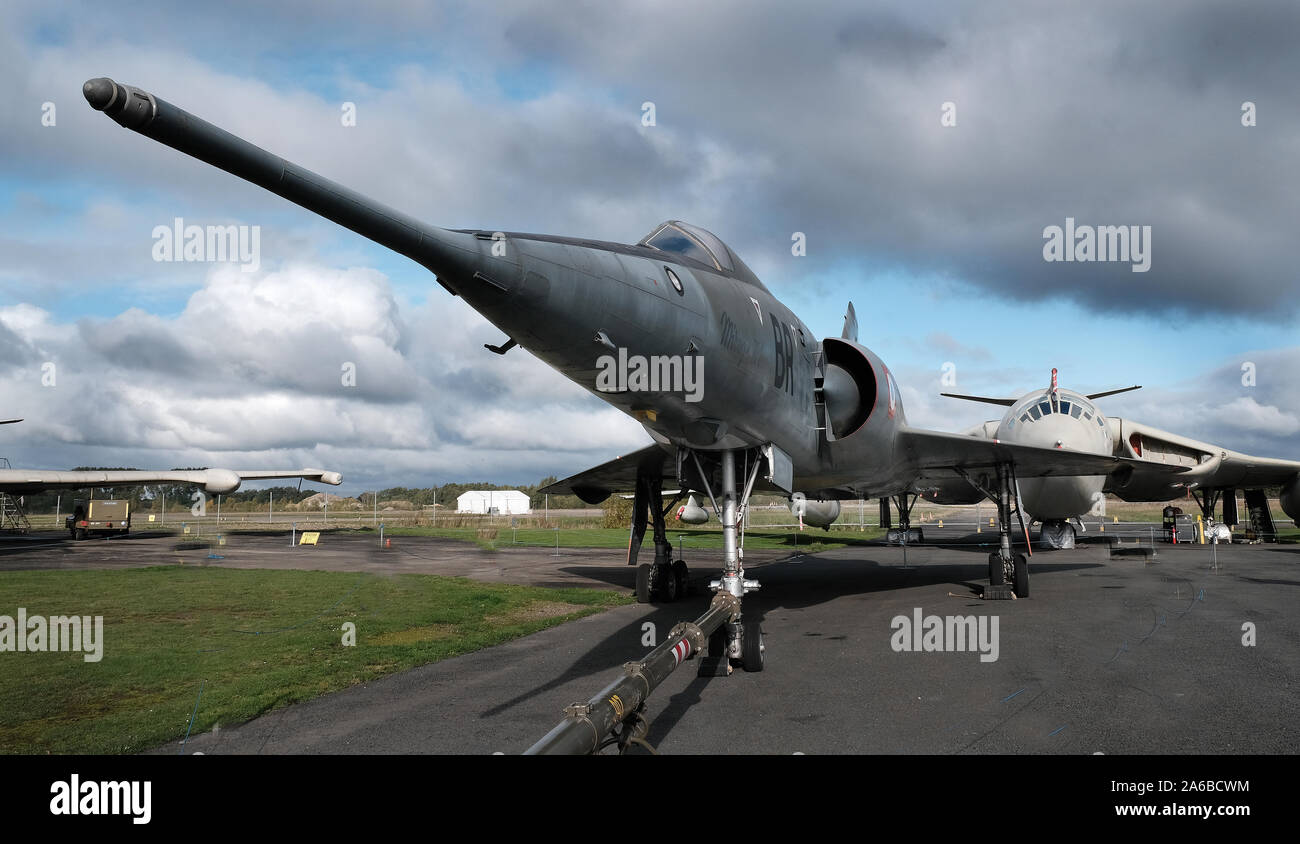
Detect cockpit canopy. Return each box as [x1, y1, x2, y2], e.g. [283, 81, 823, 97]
[640, 221, 733, 271]
[1010, 390, 1105, 428]
[639, 221, 766, 291]
[639, 217, 780, 290]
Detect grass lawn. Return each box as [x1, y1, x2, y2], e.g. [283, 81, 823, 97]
[0, 567, 628, 754]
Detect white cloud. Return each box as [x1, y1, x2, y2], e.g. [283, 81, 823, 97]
[0, 260, 648, 489]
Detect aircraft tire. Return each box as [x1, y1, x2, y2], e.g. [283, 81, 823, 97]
[988, 552, 1005, 585]
[635, 563, 651, 603]
[658, 561, 679, 602]
[672, 560, 689, 597]
[742, 618, 764, 672]
[1014, 553, 1029, 598]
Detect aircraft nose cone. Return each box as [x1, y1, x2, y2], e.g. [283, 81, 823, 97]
[83, 77, 117, 110]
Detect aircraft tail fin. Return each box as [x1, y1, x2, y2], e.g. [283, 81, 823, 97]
[841, 302, 857, 342]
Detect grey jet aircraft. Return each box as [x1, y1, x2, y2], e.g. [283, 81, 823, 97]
[83, 77, 1295, 670]
[936, 369, 1300, 548]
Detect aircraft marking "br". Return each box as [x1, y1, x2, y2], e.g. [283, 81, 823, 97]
[772, 316, 795, 395]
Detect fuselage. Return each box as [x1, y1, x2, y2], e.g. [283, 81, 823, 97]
[451, 224, 913, 496]
[994, 387, 1111, 519]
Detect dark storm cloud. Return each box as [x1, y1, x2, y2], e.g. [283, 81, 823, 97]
[489, 0, 1300, 322]
[836, 13, 948, 67]
[9, 0, 1295, 321]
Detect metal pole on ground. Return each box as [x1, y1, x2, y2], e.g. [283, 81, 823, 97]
[526, 593, 739, 755]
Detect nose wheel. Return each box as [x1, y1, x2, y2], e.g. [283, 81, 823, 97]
[742, 613, 764, 672]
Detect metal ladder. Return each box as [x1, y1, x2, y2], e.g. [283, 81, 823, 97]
[0, 492, 31, 533]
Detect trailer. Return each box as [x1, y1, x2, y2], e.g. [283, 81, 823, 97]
[66, 499, 131, 539]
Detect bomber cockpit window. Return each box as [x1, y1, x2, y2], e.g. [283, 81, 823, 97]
[640, 221, 734, 272]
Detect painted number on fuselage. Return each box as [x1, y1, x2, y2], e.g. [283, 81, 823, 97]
[772, 316, 795, 395]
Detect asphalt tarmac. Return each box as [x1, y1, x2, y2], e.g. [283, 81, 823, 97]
[3, 527, 1296, 754]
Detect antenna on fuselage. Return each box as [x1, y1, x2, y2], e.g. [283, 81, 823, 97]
[1085, 385, 1142, 400]
[841, 302, 857, 343]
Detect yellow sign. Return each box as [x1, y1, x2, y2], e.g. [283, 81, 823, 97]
[299, 532, 321, 546]
[148, 514, 156, 523]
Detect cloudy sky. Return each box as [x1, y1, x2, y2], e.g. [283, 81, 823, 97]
[1, 0, 1296, 494]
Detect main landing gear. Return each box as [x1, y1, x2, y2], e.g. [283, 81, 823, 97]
[628, 471, 690, 604]
[959, 463, 1031, 599]
[882, 492, 924, 545]
[1190, 486, 1235, 540]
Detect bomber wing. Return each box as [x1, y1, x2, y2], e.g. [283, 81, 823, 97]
[0, 468, 342, 496]
[1106, 417, 1300, 490]
[896, 427, 1187, 480]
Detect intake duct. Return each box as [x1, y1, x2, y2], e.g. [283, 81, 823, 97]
[819, 337, 878, 440]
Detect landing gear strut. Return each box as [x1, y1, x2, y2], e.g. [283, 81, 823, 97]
[688, 447, 764, 674]
[959, 463, 1030, 599]
[885, 492, 924, 545]
[1190, 486, 1227, 540]
[628, 471, 688, 603]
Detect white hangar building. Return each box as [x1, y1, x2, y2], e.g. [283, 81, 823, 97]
[455, 490, 532, 515]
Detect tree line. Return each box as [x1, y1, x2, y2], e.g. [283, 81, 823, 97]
[11, 469, 587, 512]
